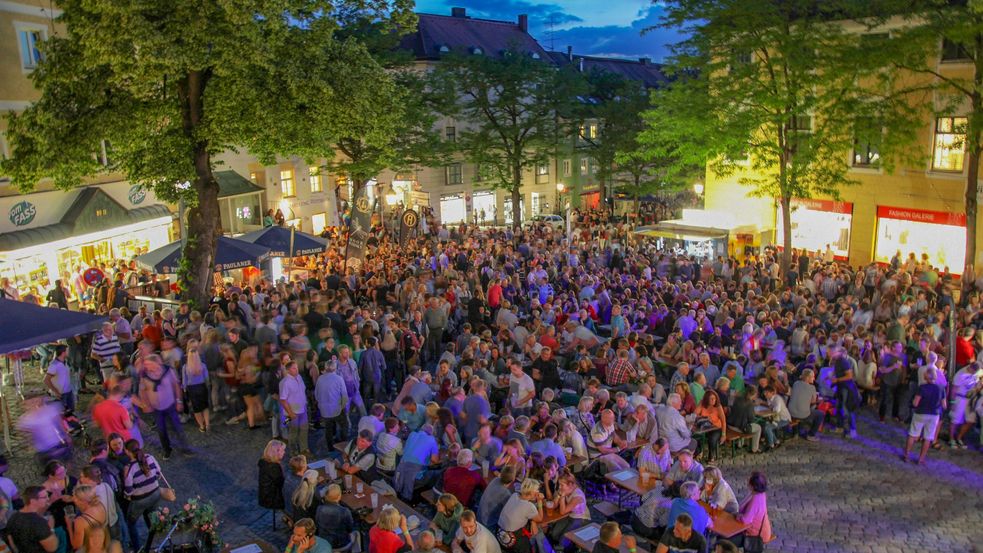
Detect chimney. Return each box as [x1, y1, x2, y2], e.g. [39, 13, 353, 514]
[578, 57, 584, 72]
[517, 14, 528, 32]
[451, 7, 466, 17]
[639, 57, 650, 65]
[567, 45, 573, 61]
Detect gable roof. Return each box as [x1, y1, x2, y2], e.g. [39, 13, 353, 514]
[400, 12, 549, 61]
[545, 51, 667, 88]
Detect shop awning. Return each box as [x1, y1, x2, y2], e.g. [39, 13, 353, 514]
[0, 188, 172, 252]
[217, 171, 264, 199]
[0, 299, 108, 354]
[237, 226, 328, 257]
[135, 236, 271, 274]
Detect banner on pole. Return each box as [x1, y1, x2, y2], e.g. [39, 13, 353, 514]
[399, 208, 420, 247]
[345, 189, 374, 268]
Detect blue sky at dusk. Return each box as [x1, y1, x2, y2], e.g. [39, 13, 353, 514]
[414, 0, 686, 61]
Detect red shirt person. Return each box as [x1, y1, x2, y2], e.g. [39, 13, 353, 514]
[91, 384, 134, 442]
[441, 449, 486, 507]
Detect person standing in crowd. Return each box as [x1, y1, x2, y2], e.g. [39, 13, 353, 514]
[5, 486, 58, 553]
[138, 354, 190, 460]
[903, 368, 946, 464]
[43, 345, 73, 412]
[279, 361, 310, 457]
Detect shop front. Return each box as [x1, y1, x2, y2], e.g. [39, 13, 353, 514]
[775, 198, 853, 259]
[216, 170, 265, 235]
[504, 196, 526, 226]
[472, 190, 496, 225]
[0, 186, 173, 295]
[874, 206, 966, 273]
[439, 193, 466, 224]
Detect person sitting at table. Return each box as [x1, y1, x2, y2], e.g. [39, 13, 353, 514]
[496, 479, 545, 553]
[663, 450, 704, 497]
[674, 382, 696, 415]
[530, 402, 553, 434]
[572, 397, 596, 437]
[290, 469, 321, 523]
[788, 369, 824, 442]
[287, 518, 333, 553]
[413, 531, 440, 553]
[376, 418, 404, 479]
[478, 465, 516, 531]
[315, 484, 354, 549]
[494, 439, 527, 480]
[493, 416, 515, 442]
[284, 455, 309, 524]
[734, 471, 773, 550]
[626, 403, 659, 446]
[473, 423, 504, 466]
[611, 392, 634, 430]
[369, 506, 415, 553]
[558, 421, 589, 472]
[728, 388, 762, 454]
[433, 493, 465, 546]
[656, 394, 697, 454]
[507, 417, 532, 452]
[690, 372, 708, 405]
[398, 397, 426, 432]
[529, 424, 567, 467]
[694, 389, 727, 463]
[341, 429, 378, 482]
[636, 437, 671, 480]
[700, 466, 738, 515]
[359, 403, 387, 436]
[258, 440, 286, 517]
[395, 424, 441, 501]
[666, 481, 712, 535]
[654, 513, 706, 553]
[586, 409, 631, 477]
[453, 509, 502, 553]
[547, 472, 591, 553]
[442, 449, 486, 508]
[761, 386, 792, 450]
[592, 521, 636, 553]
[438, 407, 462, 449]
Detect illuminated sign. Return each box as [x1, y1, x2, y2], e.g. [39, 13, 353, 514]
[128, 185, 147, 205]
[8, 201, 37, 227]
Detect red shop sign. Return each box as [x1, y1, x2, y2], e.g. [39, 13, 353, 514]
[790, 197, 853, 214]
[876, 206, 966, 226]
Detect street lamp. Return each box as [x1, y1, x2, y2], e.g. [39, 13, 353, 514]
[555, 182, 565, 215]
[693, 181, 705, 196]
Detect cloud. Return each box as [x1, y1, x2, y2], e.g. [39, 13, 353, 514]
[547, 5, 684, 60]
[449, 0, 583, 28]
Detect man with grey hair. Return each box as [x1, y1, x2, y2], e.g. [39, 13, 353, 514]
[507, 416, 531, 452]
[315, 484, 354, 548]
[656, 393, 696, 453]
[441, 448, 486, 506]
[669, 362, 691, 391]
[789, 368, 824, 441]
[666, 480, 712, 534]
[395, 423, 440, 500]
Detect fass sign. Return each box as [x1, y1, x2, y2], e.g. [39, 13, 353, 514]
[128, 185, 147, 205]
[9, 201, 37, 227]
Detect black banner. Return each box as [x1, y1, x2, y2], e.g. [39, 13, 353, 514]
[345, 188, 374, 268]
[399, 208, 420, 247]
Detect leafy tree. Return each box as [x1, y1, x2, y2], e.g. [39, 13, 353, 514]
[2, 0, 413, 307]
[883, 0, 983, 293]
[431, 48, 586, 229]
[647, 0, 923, 274]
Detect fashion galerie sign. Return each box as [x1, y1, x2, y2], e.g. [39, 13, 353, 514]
[876, 206, 966, 226]
[8, 200, 37, 227]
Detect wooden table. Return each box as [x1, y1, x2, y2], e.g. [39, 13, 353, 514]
[563, 523, 648, 553]
[699, 501, 750, 539]
[222, 539, 279, 553]
[604, 468, 660, 496]
[339, 475, 430, 526]
[540, 503, 570, 525]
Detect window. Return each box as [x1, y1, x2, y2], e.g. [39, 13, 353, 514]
[590, 158, 598, 174]
[852, 119, 881, 167]
[932, 116, 967, 172]
[562, 159, 572, 177]
[733, 51, 753, 65]
[580, 159, 589, 175]
[16, 25, 46, 70]
[789, 115, 812, 132]
[536, 163, 549, 184]
[941, 38, 972, 62]
[445, 126, 456, 142]
[280, 169, 295, 196]
[531, 192, 543, 215]
[578, 124, 597, 141]
[445, 163, 463, 185]
[249, 171, 259, 183]
[309, 167, 322, 192]
[311, 213, 327, 234]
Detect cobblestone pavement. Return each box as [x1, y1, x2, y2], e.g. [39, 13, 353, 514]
[3, 366, 981, 552]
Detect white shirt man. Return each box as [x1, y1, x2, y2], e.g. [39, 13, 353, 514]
[453, 512, 500, 553]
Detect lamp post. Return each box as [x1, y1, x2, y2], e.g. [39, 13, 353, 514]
[693, 181, 705, 209]
[555, 182, 565, 215]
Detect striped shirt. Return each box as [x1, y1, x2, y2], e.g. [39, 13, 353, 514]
[91, 333, 121, 367]
[124, 455, 162, 500]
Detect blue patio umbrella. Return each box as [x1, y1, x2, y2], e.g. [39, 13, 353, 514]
[0, 299, 108, 354]
[236, 226, 328, 257]
[135, 236, 271, 274]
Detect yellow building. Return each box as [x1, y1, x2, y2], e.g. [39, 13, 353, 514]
[704, 19, 983, 278]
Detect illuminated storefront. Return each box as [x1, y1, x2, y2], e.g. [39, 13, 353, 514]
[472, 191, 496, 224]
[216, 170, 265, 235]
[0, 186, 173, 295]
[775, 198, 853, 259]
[874, 206, 966, 273]
[439, 193, 467, 224]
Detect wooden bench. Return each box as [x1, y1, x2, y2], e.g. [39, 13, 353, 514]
[722, 428, 753, 458]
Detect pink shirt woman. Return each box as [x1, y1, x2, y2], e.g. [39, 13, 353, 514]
[738, 471, 774, 544]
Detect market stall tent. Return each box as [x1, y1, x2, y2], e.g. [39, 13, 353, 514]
[237, 226, 328, 257]
[135, 236, 272, 274]
[0, 298, 108, 355]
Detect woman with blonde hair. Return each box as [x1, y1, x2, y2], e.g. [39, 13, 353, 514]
[701, 466, 739, 514]
[66, 484, 122, 553]
[369, 505, 415, 553]
[258, 440, 286, 515]
[497, 478, 544, 553]
[182, 339, 211, 432]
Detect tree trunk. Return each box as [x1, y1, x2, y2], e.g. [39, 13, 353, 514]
[511, 162, 522, 231]
[780, 195, 792, 277]
[177, 69, 217, 309]
[963, 145, 979, 299]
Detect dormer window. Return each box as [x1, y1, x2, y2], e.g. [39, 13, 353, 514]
[470, 46, 483, 55]
[530, 52, 541, 60]
[438, 44, 451, 53]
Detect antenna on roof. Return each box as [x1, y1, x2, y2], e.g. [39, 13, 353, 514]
[548, 14, 555, 51]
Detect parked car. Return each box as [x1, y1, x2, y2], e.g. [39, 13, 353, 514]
[529, 214, 565, 228]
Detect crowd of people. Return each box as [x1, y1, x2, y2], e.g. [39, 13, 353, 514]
[3, 205, 983, 553]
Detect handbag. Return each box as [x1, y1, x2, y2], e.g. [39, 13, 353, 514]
[743, 511, 767, 553]
[158, 471, 177, 502]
